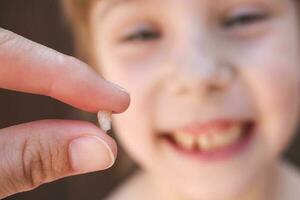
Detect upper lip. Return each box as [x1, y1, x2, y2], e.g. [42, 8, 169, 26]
[160, 119, 254, 136]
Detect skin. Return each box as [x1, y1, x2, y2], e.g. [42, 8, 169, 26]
[0, 28, 130, 198]
[90, 0, 300, 199]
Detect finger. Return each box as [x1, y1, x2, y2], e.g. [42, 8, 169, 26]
[0, 120, 117, 199]
[0, 28, 130, 113]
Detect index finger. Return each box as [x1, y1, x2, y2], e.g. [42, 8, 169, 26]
[0, 28, 130, 113]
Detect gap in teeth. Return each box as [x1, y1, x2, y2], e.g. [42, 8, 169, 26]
[172, 125, 243, 152]
[173, 132, 195, 151]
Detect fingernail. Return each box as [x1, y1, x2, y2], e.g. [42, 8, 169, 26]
[69, 136, 116, 173]
[109, 82, 128, 93]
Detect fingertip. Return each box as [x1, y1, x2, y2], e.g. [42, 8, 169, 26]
[113, 91, 131, 113]
[101, 80, 130, 113]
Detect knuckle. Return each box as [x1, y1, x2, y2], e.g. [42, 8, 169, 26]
[21, 136, 53, 189]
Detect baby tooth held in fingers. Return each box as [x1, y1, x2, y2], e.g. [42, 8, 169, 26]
[97, 111, 112, 132]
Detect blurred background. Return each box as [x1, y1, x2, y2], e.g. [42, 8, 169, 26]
[0, 0, 299, 199]
[0, 0, 135, 199]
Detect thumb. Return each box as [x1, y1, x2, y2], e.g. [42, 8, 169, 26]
[0, 120, 117, 199]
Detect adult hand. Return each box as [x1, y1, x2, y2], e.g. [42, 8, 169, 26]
[0, 28, 130, 199]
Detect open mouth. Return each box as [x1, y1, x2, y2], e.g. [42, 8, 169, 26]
[159, 120, 255, 160]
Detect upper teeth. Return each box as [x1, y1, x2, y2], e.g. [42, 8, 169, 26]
[174, 133, 195, 150]
[173, 126, 242, 152]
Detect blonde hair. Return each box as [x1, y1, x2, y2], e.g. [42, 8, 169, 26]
[62, 0, 96, 64]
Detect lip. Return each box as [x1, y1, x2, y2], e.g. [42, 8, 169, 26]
[183, 119, 242, 135]
[159, 120, 255, 161]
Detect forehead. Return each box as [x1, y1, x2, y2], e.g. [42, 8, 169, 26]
[97, 0, 134, 17]
[97, 0, 284, 15]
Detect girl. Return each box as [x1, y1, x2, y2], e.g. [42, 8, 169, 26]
[64, 0, 300, 199]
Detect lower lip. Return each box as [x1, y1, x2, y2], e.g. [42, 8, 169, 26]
[161, 127, 255, 162]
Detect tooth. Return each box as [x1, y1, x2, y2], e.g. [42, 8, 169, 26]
[197, 126, 242, 151]
[97, 111, 112, 132]
[174, 132, 195, 150]
[197, 135, 213, 151]
[219, 126, 241, 146]
[211, 132, 227, 148]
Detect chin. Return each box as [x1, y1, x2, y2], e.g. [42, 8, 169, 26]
[164, 171, 258, 200]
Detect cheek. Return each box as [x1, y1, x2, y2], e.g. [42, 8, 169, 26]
[252, 65, 299, 157]
[112, 87, 162, 166]
[237, 38, 300, 159]
[224, 8, 300, 156]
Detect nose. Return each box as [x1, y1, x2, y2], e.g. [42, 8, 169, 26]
[166, 45, 236, 98]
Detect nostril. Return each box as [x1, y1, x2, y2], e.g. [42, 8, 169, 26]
[167, 65, 235, 97]
[169, 80, 225, 97]
[208, 83, 224, 93]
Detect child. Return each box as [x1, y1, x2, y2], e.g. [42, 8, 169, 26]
[63, 0, 300, 199]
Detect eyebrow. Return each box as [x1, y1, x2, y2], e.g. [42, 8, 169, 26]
[99, 0, 133, 18]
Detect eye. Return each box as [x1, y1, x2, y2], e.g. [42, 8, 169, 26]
[121, 26, 161, 42]
[123, 30, 160, 42]
[222, 8, 269, 29]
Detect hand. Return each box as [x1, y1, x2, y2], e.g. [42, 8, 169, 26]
[0, 28, 130, 198]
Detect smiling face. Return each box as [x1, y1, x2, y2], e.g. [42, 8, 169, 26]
[89, 0, 300, 199]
